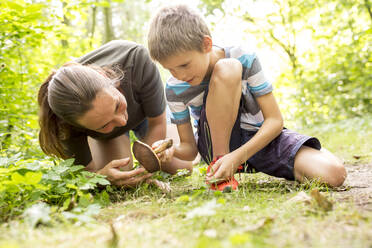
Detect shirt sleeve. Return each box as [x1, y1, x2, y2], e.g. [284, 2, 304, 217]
[165, 79, 191, 125]
[238, 54, 273, 97]
[132, 45, 166, 117]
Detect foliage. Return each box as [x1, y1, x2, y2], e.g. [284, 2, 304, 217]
[0, 0, 51, 154]
[273, 0, 372, 125]
[193, 0, 372, 126]
[199, 0, 226, 15]
[0, 0, 371, 240]
[299, 114, 372, 164]
[112, 0, 152, 43]
[0, 155, 110, 223]
[0, 0, 104, 157]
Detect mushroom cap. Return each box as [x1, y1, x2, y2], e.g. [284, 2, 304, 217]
[132, 140, 160, 172]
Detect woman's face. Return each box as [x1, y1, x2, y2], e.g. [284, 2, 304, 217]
[77, 86, 128, 134]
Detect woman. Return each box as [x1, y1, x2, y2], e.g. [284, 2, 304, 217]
[38, 40, 192, 187]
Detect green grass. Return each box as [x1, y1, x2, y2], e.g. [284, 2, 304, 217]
[0, 116, 371, 248]
[297, 115, 372, 164]
[0, 171, 370, 248]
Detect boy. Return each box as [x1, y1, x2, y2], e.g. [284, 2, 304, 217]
[148, 5, 346, 191]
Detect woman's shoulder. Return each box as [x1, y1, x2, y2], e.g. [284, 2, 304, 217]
[104, 40, 143, 51]
[76, 40, 146, 68]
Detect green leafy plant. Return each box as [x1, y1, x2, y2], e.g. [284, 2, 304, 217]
[0, 155, 110, 223]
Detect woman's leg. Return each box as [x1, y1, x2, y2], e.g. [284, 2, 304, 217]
[88, 134, 132, 171]
[294, 146, 347, 187]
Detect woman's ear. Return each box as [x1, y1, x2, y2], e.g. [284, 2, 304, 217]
[202, 35, 213, 53]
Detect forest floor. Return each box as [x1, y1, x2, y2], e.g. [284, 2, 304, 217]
[1, 117, 371, 248]
[0, 161, 371, 248]
[335, 162, 372, 212]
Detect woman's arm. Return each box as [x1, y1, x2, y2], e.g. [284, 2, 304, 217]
[86, 135, 153, 187]
[153, 121, 196, 174]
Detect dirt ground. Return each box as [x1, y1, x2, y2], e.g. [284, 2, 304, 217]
[334, 163, 372, 212]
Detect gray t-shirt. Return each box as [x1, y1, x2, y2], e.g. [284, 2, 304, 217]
[63, 40, 165, 165]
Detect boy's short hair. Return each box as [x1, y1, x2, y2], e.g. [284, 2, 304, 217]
[148, 4, 211, 62]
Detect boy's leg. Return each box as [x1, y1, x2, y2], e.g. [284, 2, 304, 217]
[243, 128, 347, 187]
[293, 146, 346, 187]
[205, 60, 242, 157]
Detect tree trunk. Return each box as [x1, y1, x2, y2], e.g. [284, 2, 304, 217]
[103, 0, 114, 44]
[1, 123, 13, 150]
[61, 1, 70, 48]
[89, 1, 97, 48]
[364, 0, 372, 22]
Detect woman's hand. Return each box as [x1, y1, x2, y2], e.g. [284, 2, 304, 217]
[151, 139, 175, 165]
[97, 158, 152, 187]
[205, 151, 241, 184]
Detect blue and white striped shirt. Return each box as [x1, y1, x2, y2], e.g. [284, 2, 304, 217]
[166, 46, 273, 131]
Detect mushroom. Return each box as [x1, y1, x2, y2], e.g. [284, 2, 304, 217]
[132, 139, 173, 172]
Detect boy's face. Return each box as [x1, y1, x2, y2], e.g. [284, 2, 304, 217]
[159, 49, 211, 86]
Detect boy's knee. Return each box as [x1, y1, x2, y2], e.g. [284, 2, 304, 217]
[211, 59, 242, 88]
[326, 161, 347, 187]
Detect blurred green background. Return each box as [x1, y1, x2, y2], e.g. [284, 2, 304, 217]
[0, 0, 371, 158]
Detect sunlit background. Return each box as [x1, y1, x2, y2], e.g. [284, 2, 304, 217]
[1, 0, 371, 152]
[0, 2, 372, 243]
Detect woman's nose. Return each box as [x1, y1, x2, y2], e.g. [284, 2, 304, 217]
[115, 114, 127, 126]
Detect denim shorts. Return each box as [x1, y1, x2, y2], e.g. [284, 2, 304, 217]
[196, 92, 321, 181]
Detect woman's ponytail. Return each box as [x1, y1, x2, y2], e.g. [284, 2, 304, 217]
[38, 72, 70, 159]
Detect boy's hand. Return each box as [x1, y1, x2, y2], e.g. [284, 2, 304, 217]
[205, 152, 241, 183]
[152, 139, 175, 165]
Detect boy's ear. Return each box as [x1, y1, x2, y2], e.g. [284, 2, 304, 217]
[202, 35, 213, 53]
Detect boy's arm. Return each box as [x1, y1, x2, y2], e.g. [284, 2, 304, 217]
[173, 122, 198, 161]
[153, 121, 197, 174]
[236, 92, 283, 162]
[206, 92, 283, 182]
[142, 110, 167, 145]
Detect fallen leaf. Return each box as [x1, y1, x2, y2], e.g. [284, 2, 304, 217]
[332, 186, 350, 192]
[108, 222, 119, 248]
[176, 195, 190, 203]
[310, 188, 333, 211]
[241, 217, 274, 232]
[286, 191, 312, 204]
[146, 179, 171, 193]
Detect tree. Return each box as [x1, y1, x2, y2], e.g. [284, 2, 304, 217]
[0, 0, 50, 152]
[103, 0, 115, 43]
[197, 0, 371, 125]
